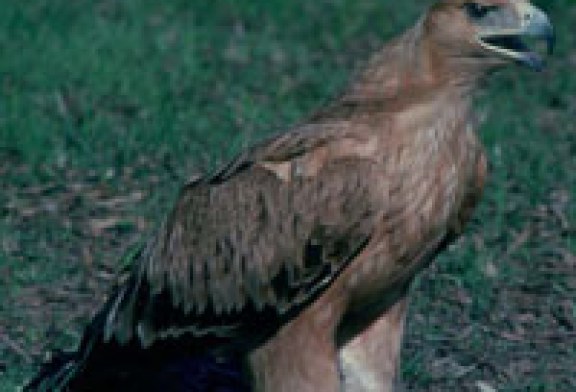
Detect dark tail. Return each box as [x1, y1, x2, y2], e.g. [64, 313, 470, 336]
[25, 312, 250, 392]
[24, 349, 84, 392]
[25, 314, 103, 392]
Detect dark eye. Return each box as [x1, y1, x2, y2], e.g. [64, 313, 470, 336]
[462, 2, 494, 19]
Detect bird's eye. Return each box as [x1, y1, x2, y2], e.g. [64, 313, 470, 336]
[462, 2, 494, 19]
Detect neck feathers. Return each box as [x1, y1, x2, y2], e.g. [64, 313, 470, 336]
[341, 16, 482, 107]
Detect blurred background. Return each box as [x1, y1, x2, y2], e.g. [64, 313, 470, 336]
[0, 0, 574, 390]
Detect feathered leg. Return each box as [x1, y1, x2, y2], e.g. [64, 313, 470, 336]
[246, 294, 345, 392]
[338, 295, 408, 392]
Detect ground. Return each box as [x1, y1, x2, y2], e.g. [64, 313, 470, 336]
[0, 0, 574, 390]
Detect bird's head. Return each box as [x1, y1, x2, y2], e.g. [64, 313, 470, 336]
[424, 0, 554, 71]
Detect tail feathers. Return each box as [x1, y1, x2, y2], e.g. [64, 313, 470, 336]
[25, 345, 250, 392]
[25, 262, 250, 391]
[24, 351, 84, 392]
[24, 309, 250, 392]
[25, 327, 99, 392]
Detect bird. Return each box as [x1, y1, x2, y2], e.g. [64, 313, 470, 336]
[26, 1, 554, 391]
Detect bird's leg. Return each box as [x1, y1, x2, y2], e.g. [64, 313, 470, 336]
[338, 295, 409, 392]
[246, 298, 343, 392]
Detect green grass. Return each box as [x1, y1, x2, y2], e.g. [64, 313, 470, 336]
[1, 0, 575, 390]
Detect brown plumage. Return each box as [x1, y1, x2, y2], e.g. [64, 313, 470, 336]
[27, 1, 554, 391]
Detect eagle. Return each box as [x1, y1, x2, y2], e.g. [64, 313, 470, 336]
[26, 1, 554, 391]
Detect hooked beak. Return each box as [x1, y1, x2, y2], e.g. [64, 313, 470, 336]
[478, 2, 555, 71]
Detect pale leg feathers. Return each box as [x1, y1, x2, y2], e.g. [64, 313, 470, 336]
[338, 297, 408, 392]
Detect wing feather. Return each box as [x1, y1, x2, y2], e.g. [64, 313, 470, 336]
[103, 124, 380, 349]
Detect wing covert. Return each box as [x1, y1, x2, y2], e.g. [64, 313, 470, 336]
[103, 127, 380, 348]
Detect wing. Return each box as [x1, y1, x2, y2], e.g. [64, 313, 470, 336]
[103, 122, 382, 348]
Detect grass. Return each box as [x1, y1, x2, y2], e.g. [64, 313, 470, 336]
[1, 0, 574, 390]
